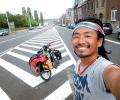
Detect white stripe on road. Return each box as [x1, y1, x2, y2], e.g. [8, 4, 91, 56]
[56, 47, 65, 51]
[53, 28, 76, 65]
[50, 43, 63, 48]
[20, 44, 41, 48]
[44, 81, 72, 100]
[15, 46, 65, 55]
[7, 51, 29, 62]
[51, 59, 73, 76]
[0, 58, 73, 88]
[26, 40, 62, 45]
[25, 41, 47, 45]
[28, 39, 61, 43]
[19, 43, 63, 51]
[15, 47, 37, 54]
[6, 50, 68, 63]
[0, 58, 43, 87]
[0, 88, 11, 100]
[105, 39, 120, 45]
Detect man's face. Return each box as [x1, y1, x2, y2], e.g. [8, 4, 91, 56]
[72, 27, 102, 58]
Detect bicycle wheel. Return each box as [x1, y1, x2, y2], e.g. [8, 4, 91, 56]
[38, 63, 51, 81]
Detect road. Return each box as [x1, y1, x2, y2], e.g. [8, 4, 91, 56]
[0, 25, 120, 100]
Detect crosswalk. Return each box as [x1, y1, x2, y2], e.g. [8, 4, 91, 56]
[0, 27, 76, 100]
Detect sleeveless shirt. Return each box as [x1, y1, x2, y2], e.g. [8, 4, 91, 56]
[73, 56, 115, 100]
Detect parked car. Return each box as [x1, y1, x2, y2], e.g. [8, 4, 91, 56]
[116, 28, 120, 40]
[29, 27, 34, 30]
[67, 23, 75, 29]
[103, 23, 113, 35]
[0, 29, 9, 36]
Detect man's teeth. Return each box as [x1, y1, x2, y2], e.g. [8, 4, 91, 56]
[78, 47, 86, 50]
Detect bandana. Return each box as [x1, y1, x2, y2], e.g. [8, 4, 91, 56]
[73, 21, 105, 36]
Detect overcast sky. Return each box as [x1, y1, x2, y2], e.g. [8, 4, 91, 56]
[0, 0, 74, 19]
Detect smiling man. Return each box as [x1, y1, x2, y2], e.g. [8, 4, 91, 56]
[72, 17, 120, 100]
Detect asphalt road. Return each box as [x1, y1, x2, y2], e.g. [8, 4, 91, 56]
[0, 25, 120, 100]
[0, 26, 74, 100]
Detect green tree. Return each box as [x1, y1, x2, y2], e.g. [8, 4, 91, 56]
[27, 7, 33, 20]
[13, 14, 29, 27]
[22, 7, 27, 16]
[6, 11, 14, 22]
[0, 13, 8, 28]
[34, 10, 39, 23]
[40, 12, 44, 26]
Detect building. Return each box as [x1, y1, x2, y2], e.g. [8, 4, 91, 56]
[65, 8, 74, 25]
[74, 0, 120, 32]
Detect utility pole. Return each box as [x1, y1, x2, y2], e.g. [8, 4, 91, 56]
[6, 12, 11, 33]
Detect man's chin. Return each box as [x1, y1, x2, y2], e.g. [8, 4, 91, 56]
[77, 54, 90, 58]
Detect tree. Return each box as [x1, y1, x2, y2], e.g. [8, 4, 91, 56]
[40, 12, 44, 26]
[27, 7, 33, 20]
[13, 14, 29, 27]
[6, 11, 14, 22]
[34, 10, 39, 23]
[22, 7, 27, 16]
[0, 13, 8, 28]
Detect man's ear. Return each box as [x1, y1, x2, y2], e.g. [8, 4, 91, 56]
[98, 38, 103, 47]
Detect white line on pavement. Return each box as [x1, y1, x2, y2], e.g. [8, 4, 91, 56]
[44, 81, 72, 100]
[6, 49, 67, 63]
[20, 44, 41, 49]
[0, 88, 11, 100]
[0, 58, 43, 87]
[15, 47, 37, 54]
[105, 39, 120, 45]
[52, 28, 76, 65]
[7, 51, 29, 62]
[0, 58, 73, 88]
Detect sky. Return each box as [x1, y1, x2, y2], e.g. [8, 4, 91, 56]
[0, 0, 74, 19]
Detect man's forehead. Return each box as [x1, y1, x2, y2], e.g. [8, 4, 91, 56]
[73, 27, 97, 35]
[73, 21, 105, 36]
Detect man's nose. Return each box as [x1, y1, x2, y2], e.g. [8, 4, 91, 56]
[78, 35, 85, 44]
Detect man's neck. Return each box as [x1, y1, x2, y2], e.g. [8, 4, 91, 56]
[80, 54, 99, 67]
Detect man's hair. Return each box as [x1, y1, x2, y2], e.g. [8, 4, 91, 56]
[75, 17, 110, 60]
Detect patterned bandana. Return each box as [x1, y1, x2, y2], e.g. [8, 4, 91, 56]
[73, 21, 105, 36]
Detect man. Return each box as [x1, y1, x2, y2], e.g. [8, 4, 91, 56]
[72, 17, 120, 100]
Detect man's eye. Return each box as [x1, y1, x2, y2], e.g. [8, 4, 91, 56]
[85, 35, 92, 38]
[73, 35, 79, 38]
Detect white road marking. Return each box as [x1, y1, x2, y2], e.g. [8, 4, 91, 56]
[15, 47, 37, 54]
[44, 81, 72, 100]
[0, 58, 73, 87]
[20, 44, 41, 49]
[26, 40, 62, 45]
[105, 39, 120, 45]
[6, 50, 67, 63]
[0, 58, 43, 87]
[0, 88, 11, 100]
[52, 28, 76, 65]
[7, 51, 29, 62]
[25, 41, 47, 45]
